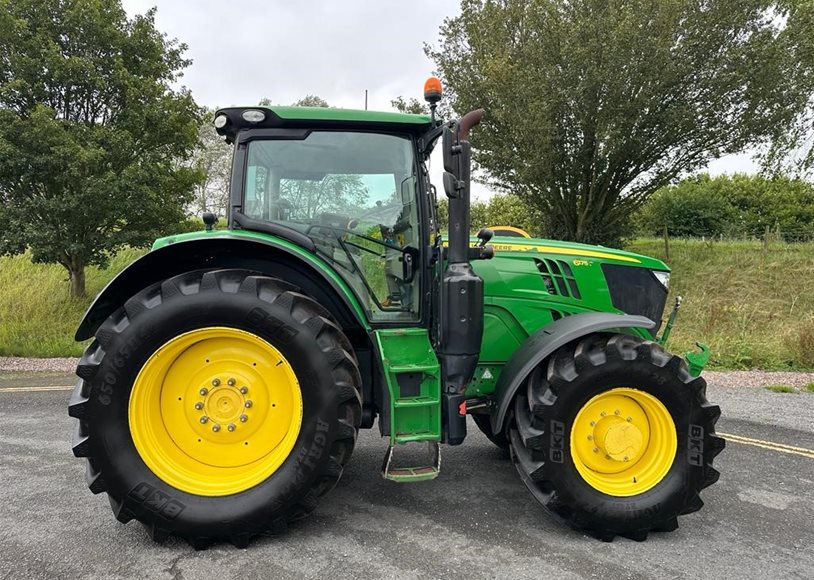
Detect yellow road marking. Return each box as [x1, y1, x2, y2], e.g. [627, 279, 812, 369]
[0, 385, 74, 393]
[719, 432, 814, 460]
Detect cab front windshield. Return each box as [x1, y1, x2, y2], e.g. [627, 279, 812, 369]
[243, 131, 420, 322]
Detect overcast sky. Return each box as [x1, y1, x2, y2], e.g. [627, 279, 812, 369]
[121, 0, 757, 199]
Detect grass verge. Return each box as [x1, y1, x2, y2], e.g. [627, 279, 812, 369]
[0, 248, 147, 357]
[2, 237, 813, 368]
[627, 238, 814, 370]
[764, 384, 797, 394]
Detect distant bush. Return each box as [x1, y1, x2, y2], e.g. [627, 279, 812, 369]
[637, 174, 814, 241]
[438, 194, 546, 236]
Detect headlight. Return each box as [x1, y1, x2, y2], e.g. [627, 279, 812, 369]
[241, 109, 266, 123]
[653, 270, 670, 289]
[213, 114, 228, 129]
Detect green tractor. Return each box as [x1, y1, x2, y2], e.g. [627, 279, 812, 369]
[69, 79, 723, 548]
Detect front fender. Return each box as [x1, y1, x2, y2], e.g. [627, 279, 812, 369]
[75, 235, 370, 341]
[489, 312, 656, 433]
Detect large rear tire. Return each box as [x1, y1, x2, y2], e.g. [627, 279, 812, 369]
[68, 269, 361, 549]
[509, 333, 724, 541]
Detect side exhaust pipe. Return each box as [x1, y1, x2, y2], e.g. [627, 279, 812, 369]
[438, 109, 485, 444]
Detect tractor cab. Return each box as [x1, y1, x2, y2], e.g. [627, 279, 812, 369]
[214, 107, 433, 323]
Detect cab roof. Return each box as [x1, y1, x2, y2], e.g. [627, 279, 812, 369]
[214, 106, 433, 142]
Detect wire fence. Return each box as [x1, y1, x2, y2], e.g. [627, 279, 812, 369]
[639, 227, 814, 261]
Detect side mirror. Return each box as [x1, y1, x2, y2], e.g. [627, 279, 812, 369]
[476, 228, 494, 246]
[202, 212, 217, 231]
[401, 247, 420, 283]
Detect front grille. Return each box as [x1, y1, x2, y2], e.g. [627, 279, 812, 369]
[601, 264, 668, 336]
[534, 258, 582, 299]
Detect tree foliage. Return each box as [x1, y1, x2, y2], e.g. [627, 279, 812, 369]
[437, 193, 545, 235]
[293, 94, 329, 108]
[391, 96, 429, 115]
[638, 173, 814, 240]
[0, 0, 201, 297]
[190, 108, 232, 216]
[429, 0, 814, 245]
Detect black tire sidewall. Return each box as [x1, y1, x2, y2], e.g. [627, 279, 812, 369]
[86, 281, 348, 537]
[539, 360, 703, 530]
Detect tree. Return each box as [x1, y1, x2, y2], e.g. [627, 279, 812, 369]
[437, 193, 546, 235]
[293, 95, 329, 108]
[391, 96, 429, 115]
[190, 108, 232, 217]
[0, 0, 201, 297]
[428, 0, 814, 245]
[638, 173, 814, 240]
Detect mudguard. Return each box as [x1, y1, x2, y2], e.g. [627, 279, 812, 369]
[489, 312, 656, 433]
[75, 235, 369, 341]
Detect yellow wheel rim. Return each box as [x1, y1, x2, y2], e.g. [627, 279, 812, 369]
[129, 327, 302, 496]
[569, 387, 677, 497]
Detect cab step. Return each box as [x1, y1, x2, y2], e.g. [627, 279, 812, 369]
[381, 441, 441, 482]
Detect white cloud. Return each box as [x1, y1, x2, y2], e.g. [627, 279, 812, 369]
[122, 0, 760, 203]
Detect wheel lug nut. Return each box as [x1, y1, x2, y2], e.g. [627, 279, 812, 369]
[199, 388, 208, 396]
[227, 378, 236, 386]
[227, 423, 236, 432]
[212, 424, 221, 432]
[212, 378, 221, 387]
[244, 400, 253, 408]
[623, 456, 629, 462]
[614, 409, 620, 415]
[590, 421, 596, 427]
[239, 414, 248, 422]
[199, 416, 208, 424]
[240, 386, 248, 394]
[587, 435, 593, 441]
[626, 416, 632, 422]
[593, 447, 599, 453]
[600, 411, 606, 417]
[194, 402, 203, 410]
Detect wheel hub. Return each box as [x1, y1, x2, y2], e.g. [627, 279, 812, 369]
[570, 387, 677, 497]
[199, 379, 250, 430]
[593, 417, 643, 462]
[128, 327, 303, 496]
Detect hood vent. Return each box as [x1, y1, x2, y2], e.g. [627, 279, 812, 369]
[534, 258, 582, 300]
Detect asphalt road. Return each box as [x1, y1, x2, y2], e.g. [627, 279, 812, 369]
[1, 377, 812, 580]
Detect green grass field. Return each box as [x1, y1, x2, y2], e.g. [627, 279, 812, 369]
[0, 248, 147, 357]
[627, 238, 814, 370]
[1, 238, 813, 369]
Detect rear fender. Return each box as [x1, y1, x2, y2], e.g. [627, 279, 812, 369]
[489, 312, 656, 433]
[75, 235, 370, 341]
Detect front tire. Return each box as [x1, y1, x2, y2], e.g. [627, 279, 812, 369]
[69, 269, 362, 548]
[509, 333, 724, 541]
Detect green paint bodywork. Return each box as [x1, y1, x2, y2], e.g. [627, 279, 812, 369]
[374, 329, 441, 445]
[685, 343, 711, 377]
[151, 229, 371, 329]
[270, 105, 431, 127]
[465, 236, 666, 396]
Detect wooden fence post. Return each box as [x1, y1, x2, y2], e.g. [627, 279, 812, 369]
[763, 225, 770, 257]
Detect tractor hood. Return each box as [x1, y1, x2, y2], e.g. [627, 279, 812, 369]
[474, 236, 669, 271]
